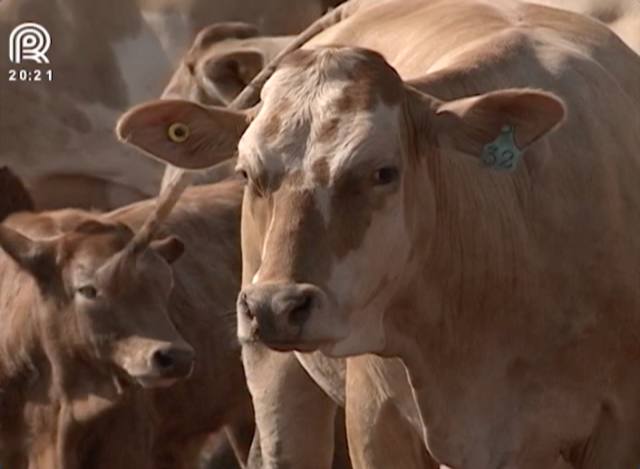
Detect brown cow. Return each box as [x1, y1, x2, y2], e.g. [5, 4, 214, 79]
[0, 178, 254, 469]
[119, 0, 640, 466]
[0, 189, 191, 467]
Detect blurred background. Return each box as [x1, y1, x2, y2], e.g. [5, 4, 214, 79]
[0, 0, 342, 211]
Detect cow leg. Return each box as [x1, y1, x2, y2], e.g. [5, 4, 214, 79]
[332, 408, 352, 469]
[242, 343, 339, 469]
[345, 356, 437, 469]
[223, 410, 256, 468]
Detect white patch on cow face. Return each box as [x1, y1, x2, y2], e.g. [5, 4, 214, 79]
[323, 200, 412, 357]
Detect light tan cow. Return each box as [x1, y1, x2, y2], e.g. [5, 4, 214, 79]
[118, 0, 640, 466]
[155, 12, 429, 469]
[0, 178, 256, 469]
[151, 3, 640, 466]
[0, 0, 334, 211]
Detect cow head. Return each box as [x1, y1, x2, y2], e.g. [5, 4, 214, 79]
[0, 209, 193, 388]
[118, 46, 564, 357]
[163, 22, 289, 106]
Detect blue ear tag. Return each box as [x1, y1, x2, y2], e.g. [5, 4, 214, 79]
[481, 125, 522, 172]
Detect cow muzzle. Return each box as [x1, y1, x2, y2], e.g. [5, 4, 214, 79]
[237, 282, 342, 352]
[122, 341, 196, 389]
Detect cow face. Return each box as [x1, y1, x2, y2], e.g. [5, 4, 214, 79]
[118, 46, 564, 357]
[0, 220, 193, 388]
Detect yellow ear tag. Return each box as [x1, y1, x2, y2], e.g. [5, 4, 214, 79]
[167, 122, 190, 143]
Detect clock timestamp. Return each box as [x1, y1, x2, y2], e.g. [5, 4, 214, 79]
[8, 69, 53, 82]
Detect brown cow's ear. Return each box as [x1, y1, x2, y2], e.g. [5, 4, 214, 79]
[0, 225, 56, 281]
[202, 50, 264, 104]
[150, 236, 184, 264]
[410, 87, 565, 169]
[192, 22, 259, 50]
[116, 99, 250, 170]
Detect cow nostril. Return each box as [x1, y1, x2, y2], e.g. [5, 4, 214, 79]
[288, 294, 313, 328]
[238, 291, 255, 320]
[152, 349, 175, 371]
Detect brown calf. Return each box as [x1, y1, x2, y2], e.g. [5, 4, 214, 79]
[0, 177, 253, 468]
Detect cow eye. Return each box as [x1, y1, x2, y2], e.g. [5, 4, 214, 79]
[77, 285, 98, 300]
[373, 167, 399, 185]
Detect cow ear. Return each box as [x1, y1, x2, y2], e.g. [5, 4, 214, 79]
[150, 236, 184, 264]
[0, 225, 57, 281]
[192, 22, 259, 50]
[202, 50, 264, 104]
[116, 99, 250, 170]
[411, 88, 565, 170]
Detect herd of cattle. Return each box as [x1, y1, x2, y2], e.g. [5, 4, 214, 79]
[1, 0, 640, 468]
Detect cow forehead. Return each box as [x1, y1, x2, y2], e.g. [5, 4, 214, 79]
[238, 47, 404, 181]
[62, 225, 133, 279]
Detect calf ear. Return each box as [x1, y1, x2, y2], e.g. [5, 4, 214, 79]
[413, 88, 565, 170]
[0, 225, 56, 281]
[150, 236, 184, 264]
[116, 99, 250, 170]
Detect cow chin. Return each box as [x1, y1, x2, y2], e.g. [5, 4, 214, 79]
[134, 375, 181, 389]
[238, 321, 347, 354]
[252, 318, 385, 358]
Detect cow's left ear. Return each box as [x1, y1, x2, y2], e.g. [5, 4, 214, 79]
[0, 225, 57, 282]
[116, 99, 251, 170]
[150, 236, 184, 264]
[413, 88, 565, 168]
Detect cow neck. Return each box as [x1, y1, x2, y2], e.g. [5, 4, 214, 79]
[39, 303, 128, 411]
[0, 269, 45, 390]
[0, 280, 125, 422]
[380, 143, 538, 458]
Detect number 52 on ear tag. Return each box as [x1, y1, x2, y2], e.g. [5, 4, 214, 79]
[481, 125, 523, 172]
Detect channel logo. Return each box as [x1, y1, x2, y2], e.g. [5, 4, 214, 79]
[9, 22, 51, 64]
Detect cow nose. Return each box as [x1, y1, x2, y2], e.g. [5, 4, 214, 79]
[151, 344, 195, 378]
[238, 283, 323, 341]
[277, 290, 314, 327]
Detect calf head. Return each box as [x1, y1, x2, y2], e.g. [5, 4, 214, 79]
[0, 214, 192, 388]
[163, 22, 278, 106]
[118, 46, 564, 357]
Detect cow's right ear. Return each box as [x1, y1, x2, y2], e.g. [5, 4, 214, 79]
[116, 99, 251, 170]
[0, 225, 56, 282]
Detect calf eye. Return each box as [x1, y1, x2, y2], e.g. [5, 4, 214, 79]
[373, 167, 399, 185]
[77, 285, 98, 300]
